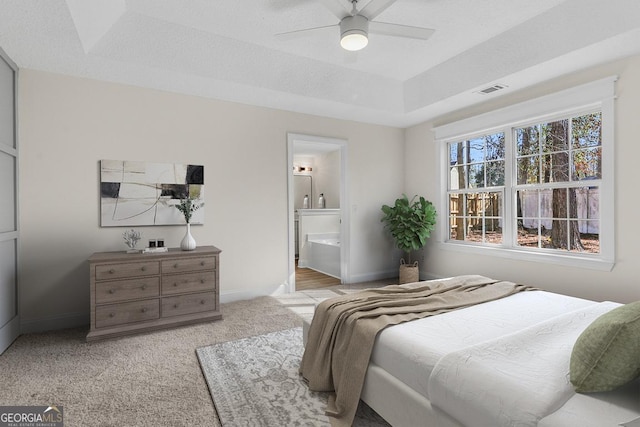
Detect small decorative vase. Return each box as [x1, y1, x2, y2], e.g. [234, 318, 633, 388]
[180, 223, 196, 251]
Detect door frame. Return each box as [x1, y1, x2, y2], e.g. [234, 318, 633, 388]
[286, 133, 349, 293]
[0, 46, 20, 354]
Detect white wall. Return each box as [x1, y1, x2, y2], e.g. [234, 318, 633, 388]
[405, 55, 640, 304]
[314, 150, 341, 209]
[18, 70, 404, 332]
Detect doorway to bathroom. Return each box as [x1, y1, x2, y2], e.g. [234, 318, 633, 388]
[287, 133, 349, 292]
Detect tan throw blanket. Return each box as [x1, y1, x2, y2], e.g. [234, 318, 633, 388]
[299, 275, 536, 427]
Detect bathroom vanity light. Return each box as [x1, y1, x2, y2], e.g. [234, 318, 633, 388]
[293, 165, 313, 173]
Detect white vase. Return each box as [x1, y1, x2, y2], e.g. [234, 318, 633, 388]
[180, 223, 196, 251]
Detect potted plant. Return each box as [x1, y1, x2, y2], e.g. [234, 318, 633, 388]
[381, 194, 437, 284]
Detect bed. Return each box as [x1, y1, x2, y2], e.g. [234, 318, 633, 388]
[301, 276, 640, 427]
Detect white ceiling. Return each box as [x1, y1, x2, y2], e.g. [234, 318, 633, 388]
[1, 0, 639, 128]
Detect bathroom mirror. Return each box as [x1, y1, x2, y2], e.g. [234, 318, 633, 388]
[293, 175, 312, 210]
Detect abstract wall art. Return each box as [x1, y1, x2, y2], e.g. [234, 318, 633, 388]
[100, 160, 204, 227]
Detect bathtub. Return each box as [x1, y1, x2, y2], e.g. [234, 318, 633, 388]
[306, 233, 341, 279]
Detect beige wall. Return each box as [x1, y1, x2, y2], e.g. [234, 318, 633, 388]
[18, 70, 404, 331]
[23, 55, 638, 333]
[314, 150, 341, 209]
[405, 55, 640, 304]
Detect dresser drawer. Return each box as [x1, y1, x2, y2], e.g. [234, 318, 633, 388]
[161, 256, 215, 274]
[162, 292, 216, 317]
[95, 261, 160, 281]
[161, 271, 215, 295]
[95, 299, 160, 328]
[95, 277, 160, 304]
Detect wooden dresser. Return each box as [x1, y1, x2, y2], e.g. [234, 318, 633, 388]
[87, 246, 222, 342]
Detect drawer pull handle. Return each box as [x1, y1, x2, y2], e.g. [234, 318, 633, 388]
[200, 300, 206, 304]
[141, 266, 146, 271]
[109, 269, 115, 274]
[109, 313, 115, 318]
[200, 261, 205, 266]
[200, 279, 205, 284]
[141, 285, 147, 290]
[109, 289, 115, 294]
[141, 308, 147, 313]
[173, 283, 178, 287]
[174, 304, 179, 308]
[174, 263, 179, 268]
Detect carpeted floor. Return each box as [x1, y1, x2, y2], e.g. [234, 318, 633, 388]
[0, 285, 391, 427]
[0, 297, 307, 426]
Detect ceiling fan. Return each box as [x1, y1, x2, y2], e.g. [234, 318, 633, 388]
[276, 0, 434, 51]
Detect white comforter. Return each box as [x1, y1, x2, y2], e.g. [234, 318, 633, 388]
[427, 301, 620, 427]
[371, 291, 595, 400]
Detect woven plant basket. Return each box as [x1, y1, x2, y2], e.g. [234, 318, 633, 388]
[398, 259, 419, 284]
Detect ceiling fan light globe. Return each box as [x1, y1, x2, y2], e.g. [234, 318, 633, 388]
[341, 31, 368, 51]
[339, 14, 369, 51]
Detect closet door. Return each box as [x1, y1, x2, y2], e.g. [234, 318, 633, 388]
[0, 47, 19, 354]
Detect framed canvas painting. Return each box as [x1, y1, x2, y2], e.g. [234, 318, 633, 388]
[100, 160, 204, 226]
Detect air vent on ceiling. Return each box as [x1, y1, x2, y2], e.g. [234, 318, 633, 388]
[477, 84, 508, 95]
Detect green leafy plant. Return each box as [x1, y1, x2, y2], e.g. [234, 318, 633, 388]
[381, 194, 437, 263]
[175, 197, 204, 224]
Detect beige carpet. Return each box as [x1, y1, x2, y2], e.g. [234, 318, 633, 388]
[0, 297, 306, 427]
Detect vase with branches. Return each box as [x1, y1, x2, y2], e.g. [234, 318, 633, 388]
[175, 197, 204, 250]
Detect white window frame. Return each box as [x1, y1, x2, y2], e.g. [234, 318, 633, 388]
[436, 77, 616, 271]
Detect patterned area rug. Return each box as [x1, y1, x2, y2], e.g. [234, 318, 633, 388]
[196, 328, 390, 426]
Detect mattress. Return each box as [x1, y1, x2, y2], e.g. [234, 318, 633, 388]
[370, 290, 596, 400]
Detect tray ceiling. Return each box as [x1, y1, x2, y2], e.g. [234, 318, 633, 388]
[1, 0, 639, 127]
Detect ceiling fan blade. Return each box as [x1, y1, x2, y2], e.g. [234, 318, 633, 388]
[267, 0, 316, 11]
[358, 0, 396, 20]
[369, 21, 434, 40]
[317, 0, 351, 18]
[275, 24, 337, 39]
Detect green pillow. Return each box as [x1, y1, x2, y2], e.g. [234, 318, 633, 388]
[570, 301, 640, 393]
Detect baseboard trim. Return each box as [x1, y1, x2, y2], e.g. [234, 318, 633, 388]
[20, 312, 89, 334]
[220, 283, 285, 304]
[348, 269, 398, 284]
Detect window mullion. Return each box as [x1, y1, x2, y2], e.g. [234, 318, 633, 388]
[503, 127, 514, 247]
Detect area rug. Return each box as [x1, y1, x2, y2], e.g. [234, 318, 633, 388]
[196, 327, 390, 426]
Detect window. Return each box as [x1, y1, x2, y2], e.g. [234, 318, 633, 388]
[514, 112, 601, 253]
[448, 132, 505, 245]
[436, 78, 615, 270]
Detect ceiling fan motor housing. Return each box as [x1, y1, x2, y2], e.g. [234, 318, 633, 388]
[340, 15, 369, 50]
